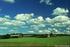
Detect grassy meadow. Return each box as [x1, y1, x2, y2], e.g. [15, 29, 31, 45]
[0, 36, 70, 47]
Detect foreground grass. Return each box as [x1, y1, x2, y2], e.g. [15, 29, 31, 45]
[0, 36, 70, 46]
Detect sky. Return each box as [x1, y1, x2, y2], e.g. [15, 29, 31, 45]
[0, 0, 70, 35]
[0, 0, 70, 18]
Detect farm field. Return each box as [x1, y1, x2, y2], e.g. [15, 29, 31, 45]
[0, 36, 70, 47]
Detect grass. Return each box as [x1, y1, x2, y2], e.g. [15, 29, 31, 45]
[0, 36, 70, 47]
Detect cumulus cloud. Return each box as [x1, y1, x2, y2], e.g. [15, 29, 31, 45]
[38, 30, 43, 33]
[50, 15, 70, 29]
[28, 31, 34, 33]
[40, 0, 52, 5]
[0, 11, 70, 34]
[52, 15, 69, 22]
[9, 29, 20, 34]
[0, 17, 10, 22]
[52, 7, 69, 16]
[4, 15, 11, 19]
[4, 20, 26, 26]
[3, 0, 15, 3]
[38, 29, 51, 34]
[15, 13, 34, 21]
[45, 17, 52, 23]
[0, 27, 8, 29]
[29, 16, 45, 24]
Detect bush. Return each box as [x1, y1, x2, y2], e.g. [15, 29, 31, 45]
[0, 34, 10, 39]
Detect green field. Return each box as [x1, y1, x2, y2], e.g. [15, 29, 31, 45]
[0, 36, 70, 47]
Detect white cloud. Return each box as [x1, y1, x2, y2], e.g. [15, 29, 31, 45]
[52, 15, 69, 22]
[37, 16, 44, 21]
[45, 17, 51, 21]
[45, 15, 70, 27]
[66, 27, 70, 31]
[15, 13, 34, 21]
[52, 28, 58, 32]
[38, 30, 51, 34]
[66, 31, 70, 34]
[4, 22, 12, 25]
[11, 20, 26, 26]
[0, 12, 70, 34]
[44, 30, 51, 34]
[9, 29, 19, 34]
[39, 30, 43, 33]
[4, 15, 11, 19]
[48, 15, 70, 29]
[28, 31, 34, 33]
[29, 16, 45, 24]
[4, 20, 26, 26]
[0, 17, 10, 22]
[3, 0, 15, 3]
[40, 0, 52, 5]
[52, 7, 69, 15]
[45, 17, 52, 23]
[30, 25, 39, 31]
[38, 24, 46, 27]
[0, 27, 8, 29]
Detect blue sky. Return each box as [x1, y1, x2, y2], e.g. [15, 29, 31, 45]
[0, 0, 70, 35]
[0, 0, 70, 18]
